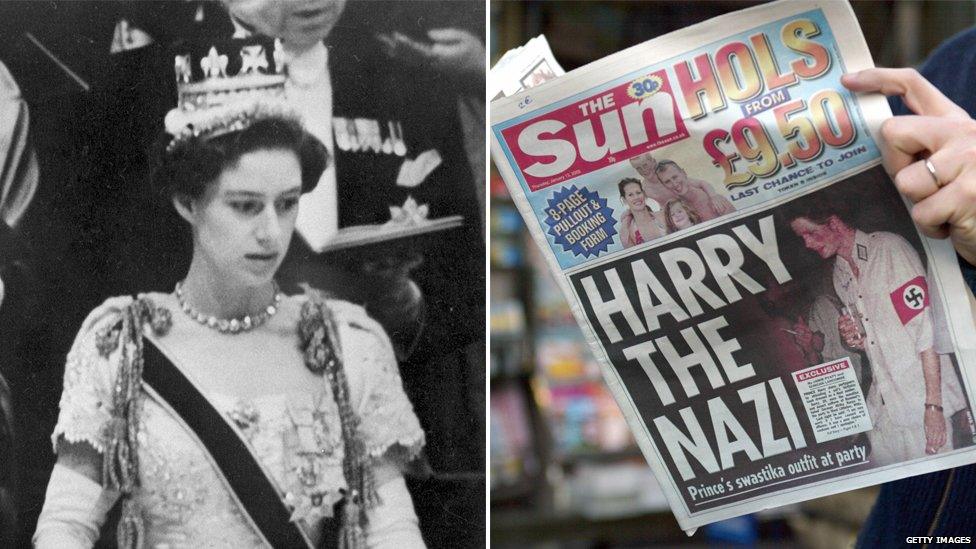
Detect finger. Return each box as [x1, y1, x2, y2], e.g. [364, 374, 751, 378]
[427, 28, 468, 42]
[893, 147, 967, 202]
[376, 32, 430, 62]
[842, 68, 969, 118]
[910, 186, 956, 238]
[911, 175, 976, 239]
[392, 32, 435, 56]
[880, 116, 965, 175]
[375, 34, 397, 53]
[430, 42, 465, 58]
[910, 202, 952, 239]
[893, 160, 938, 202]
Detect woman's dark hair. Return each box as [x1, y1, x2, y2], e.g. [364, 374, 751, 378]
[618, 177, 643, 197]
[151, 115, 328, 201]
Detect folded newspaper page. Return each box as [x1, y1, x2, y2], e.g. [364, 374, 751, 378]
[489, 35, 565, 100]
[490, 0, 976, 532]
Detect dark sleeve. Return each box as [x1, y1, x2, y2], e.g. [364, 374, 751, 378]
[887, 28, 976, 280]
[889, 27, 976, 116]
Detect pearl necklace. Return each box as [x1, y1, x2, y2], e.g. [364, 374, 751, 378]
[175, 280, 283, 334]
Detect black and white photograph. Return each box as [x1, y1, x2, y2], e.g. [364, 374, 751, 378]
[0, 1, 486, 547]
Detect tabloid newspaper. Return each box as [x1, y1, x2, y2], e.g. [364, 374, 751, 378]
[490, 0, 976, 533]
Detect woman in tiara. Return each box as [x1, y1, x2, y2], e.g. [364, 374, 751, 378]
[32, 98, 426, 548]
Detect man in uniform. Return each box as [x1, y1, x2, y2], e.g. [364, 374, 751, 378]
[788, 201, 949, 465]
[654, 159, 735, 221]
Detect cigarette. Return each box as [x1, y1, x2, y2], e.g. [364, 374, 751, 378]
[781, 328, 799, 335]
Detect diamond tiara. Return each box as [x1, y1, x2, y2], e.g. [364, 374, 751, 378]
[164, 38, 294, 151]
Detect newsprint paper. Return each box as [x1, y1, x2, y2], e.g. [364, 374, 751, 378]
[490, 0, 976, 533]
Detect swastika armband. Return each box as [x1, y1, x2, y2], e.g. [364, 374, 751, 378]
[889, 275, 929, 325]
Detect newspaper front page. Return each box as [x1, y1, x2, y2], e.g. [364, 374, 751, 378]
[490, 0, 976, 532]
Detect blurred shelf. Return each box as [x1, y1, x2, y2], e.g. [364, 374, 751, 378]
[491, 507, 685, 546]
[489, 265, 528, 275]
[490, 480, 542, 505]
[489, 330, 527, 341]
[557, 446, 643, 466]
[492, 503, 797, 547]
[490, 194, 515, 205]
[490, 369, 534, 383]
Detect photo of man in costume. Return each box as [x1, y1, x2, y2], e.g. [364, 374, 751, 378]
[786, 192, 951, 465]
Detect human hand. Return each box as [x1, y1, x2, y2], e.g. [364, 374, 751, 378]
[377, 28, 485, 76]
[842, 68, 976, 265]
[792, 319, 823, 364]
[791, 319, 815, 349]
[709, 195, 728, 216]
[838, 314, 864, 350]
[924, 406, 947, 454]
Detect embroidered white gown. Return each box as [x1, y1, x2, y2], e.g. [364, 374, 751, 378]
[49, 294, 426, 548]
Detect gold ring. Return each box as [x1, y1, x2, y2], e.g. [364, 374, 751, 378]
[925, 159, 944, 188]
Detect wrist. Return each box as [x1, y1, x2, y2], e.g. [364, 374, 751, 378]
[925, 403, 944, 413]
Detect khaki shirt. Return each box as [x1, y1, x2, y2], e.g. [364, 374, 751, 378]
[833, 230, 934, 427]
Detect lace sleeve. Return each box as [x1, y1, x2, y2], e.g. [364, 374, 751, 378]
[331, 300, 425, 463]
[51, 297, 133, 454]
